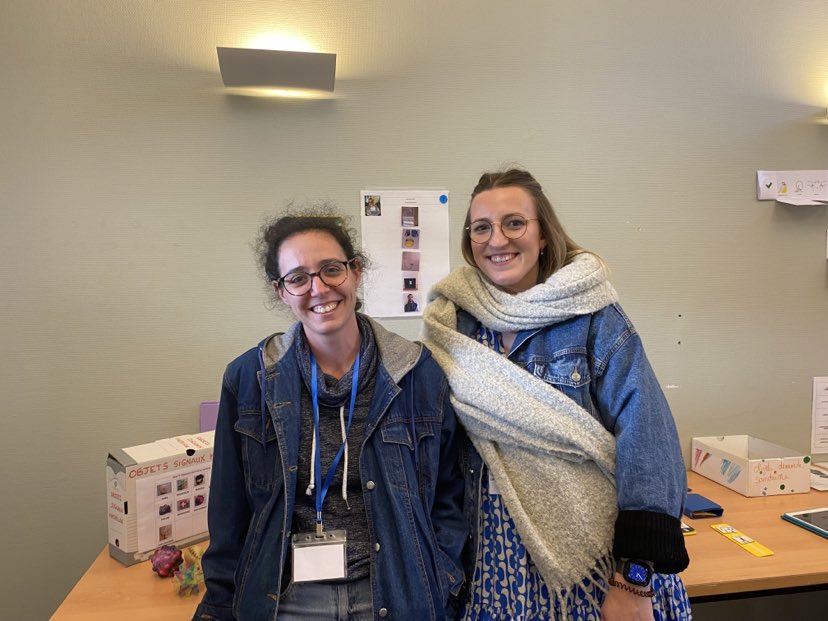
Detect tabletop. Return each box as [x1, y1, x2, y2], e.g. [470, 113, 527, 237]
[679, 471, 828, 598]
[51, 472, 828, 619]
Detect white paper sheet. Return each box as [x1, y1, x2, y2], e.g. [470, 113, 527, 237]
[293, 541, 346, 582]
[812, 377, 828, 455]
[134, 463, 211, 551]
[757, 170, 828, 205]
[360, 189, 451, 318]
[810, 463, 828, 491]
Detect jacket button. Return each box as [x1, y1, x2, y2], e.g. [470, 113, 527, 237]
[366, 480, 375, 490]
[378, 608, 388, 617]
[374, 542, 381, 552]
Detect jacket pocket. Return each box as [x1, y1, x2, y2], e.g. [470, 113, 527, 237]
[529, 349, 591, 387]
[527, 350, 597, 416]
[234, 409, 280, 491]
[378, 418, 435, 492]
[380, 418, 435, 449]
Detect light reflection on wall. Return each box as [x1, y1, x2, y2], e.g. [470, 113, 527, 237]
[220, 86, 336, 99]
[245, 33, 315, 53]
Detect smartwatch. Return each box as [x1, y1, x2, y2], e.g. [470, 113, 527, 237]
[620, 558, 653, 587]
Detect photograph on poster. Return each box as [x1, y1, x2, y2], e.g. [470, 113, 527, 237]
[402, 228, 420, 249]
[364, 194, 382, 216]
[401, 251, 420, 272]
[360, 189, 451, 318]
[403, 293, 419, 313]
[401, 206, 419, 226]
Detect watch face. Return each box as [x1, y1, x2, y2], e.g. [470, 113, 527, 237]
[624, 560, 652, 587]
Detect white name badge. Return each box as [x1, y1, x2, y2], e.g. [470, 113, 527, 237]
[292, 529, 347, 583]
[487, 470, 501, 496]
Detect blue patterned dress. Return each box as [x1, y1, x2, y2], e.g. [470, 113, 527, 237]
[459, 327, 692, 621]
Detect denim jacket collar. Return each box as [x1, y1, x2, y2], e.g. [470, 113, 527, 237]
[261, 314, 422, 384]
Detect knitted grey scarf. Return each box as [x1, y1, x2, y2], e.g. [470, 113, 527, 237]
[422, 253, 620, 611]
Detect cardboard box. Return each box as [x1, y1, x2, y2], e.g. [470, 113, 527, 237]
[106, 431, 214, 565]
[691, 435, 811, 497]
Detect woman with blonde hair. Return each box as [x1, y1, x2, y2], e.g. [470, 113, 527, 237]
[423, 169, 690, 621]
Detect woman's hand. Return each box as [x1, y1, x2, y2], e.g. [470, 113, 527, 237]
[600, 575, 655, 621]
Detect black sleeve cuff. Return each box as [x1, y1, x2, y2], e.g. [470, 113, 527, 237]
[612, 509, 689, 574]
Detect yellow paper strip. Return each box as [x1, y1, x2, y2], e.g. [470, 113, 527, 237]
[710, 523, 774, 557]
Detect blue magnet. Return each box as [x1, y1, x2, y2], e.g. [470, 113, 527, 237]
[439, 194, 448, 204]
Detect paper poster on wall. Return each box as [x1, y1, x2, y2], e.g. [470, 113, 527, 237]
[812, 377, 828, 455]
[757, 170, 828, 205]
[360, 189, 451, 317]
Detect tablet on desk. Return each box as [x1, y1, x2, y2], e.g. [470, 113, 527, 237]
[781, 507, 828, 539]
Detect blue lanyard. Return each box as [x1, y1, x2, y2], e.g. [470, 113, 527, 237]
[310, 349, 361, 534]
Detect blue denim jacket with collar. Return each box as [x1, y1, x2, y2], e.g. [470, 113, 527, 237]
[194, 317, 466, 621]
[457, 302, 689, 574]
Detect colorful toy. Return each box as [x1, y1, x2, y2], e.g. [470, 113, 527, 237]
[173, 544, 206, 596]
[150, 544, 183, 578]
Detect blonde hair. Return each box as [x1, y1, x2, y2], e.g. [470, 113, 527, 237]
[461, 168, 593, 281]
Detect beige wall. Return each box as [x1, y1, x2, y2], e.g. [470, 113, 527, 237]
[2, 1, 827, 619]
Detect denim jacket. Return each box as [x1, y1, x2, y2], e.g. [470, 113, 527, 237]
[194, 317, 466, 621]
[457, 303, 689, 574]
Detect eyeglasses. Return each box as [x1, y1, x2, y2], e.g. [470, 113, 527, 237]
[465, 214, 539, 244]
[277, 258, 357, 296]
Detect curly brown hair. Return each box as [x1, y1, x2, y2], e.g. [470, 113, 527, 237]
[255, 203, 369, 309]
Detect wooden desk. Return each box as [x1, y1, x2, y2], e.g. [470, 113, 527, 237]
[681, 471, 828, 598]
[51, 472, 828, 618]
[50, 547, 203, 620]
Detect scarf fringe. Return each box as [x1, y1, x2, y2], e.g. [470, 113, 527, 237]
[462, 554, 614, 621]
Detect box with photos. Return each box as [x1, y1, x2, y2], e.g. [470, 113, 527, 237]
[106, 431, 214, 565]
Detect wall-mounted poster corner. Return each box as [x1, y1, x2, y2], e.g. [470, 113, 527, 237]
[360, 189, 450, 317]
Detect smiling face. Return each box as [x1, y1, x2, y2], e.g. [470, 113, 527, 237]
[468, 186, 547, 294]
[276, 230, 361, 346]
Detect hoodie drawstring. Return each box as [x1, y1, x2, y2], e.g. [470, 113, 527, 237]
[306, 428, 316, 496]
[306, 404, 349, 508]
[339, 405, 350, 509]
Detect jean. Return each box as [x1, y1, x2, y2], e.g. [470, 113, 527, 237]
[277, 577, 373, 620]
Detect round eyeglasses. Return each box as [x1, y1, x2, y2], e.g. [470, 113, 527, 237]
[277, 258, 357, 296]
[465, 214, 539, 244]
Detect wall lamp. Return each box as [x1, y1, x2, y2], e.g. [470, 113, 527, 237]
[216, 47, 337, 94]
